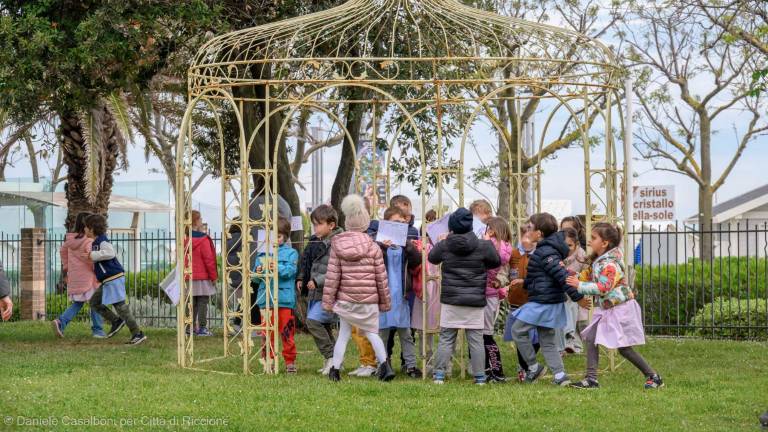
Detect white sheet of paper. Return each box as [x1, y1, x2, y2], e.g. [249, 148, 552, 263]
[256, 229, 276, 254]
[291, 216, 303, 232]
[375, 220, 409, 247]
[426, 213, 451, 243]
[473, 217, 487, 239]
[160, 267, 179, 306]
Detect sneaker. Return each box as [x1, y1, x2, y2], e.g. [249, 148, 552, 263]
[52, 319, 64, 338]
[328, 367, 341, 382]
[570, 378, 600, 389]
[286, 363, 298, 375]
[406, 367, 423, 379]
[126, 332, 147, 345]
[433, 371, 445, 385]
[759, 411, 768, 428]
[195, 327, 214, 337]
[92, 331, 107, 339]
[348, 366, 366, 376]
[377, 361, 396, 382]
[107, 319, 125, 338]
[644, 374, 664, 389]
[524, 364, 547, 383]
[552, 374, 571, 387]
[474, 375, 487, 385]
[487, 373, 508, 384]
[319, 358, 334, 375]
[356, 365, 378, 378]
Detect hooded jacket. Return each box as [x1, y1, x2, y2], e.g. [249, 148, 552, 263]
[523, 231, 584, 304]
[254, 243, 299, 309]
[578, 247, 634, 308]
[427, 231, 500, 307]
[60, 233, 99, 295]
[486, 240, 513, 298]
[300, 227, 344, 302]
[185, 231, 218, 281]
[322, 231, 391, 312]
[90, 235, 125, 282]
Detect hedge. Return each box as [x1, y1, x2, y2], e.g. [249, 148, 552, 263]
[687, 297, 768, 339]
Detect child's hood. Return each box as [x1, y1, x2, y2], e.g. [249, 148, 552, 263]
[332, 231, 373, 260]
[444, 231, 479, 256]
[537, 231, 569, 258]
[595, 246, 624, 266]
[63, 233, 92, 251]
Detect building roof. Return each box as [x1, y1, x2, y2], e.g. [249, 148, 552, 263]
[685, 183, 768, 223]
[0, 191, 172, 213]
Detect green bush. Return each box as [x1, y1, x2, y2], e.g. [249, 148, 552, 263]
[634, 257, 768, 334]
[687, 297, 768, 339]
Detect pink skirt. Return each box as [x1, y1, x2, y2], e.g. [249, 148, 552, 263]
[581, 299, 646, 349]
[333, 301, 379, 334]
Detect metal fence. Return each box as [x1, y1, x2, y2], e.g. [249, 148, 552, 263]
[3, 222, 768, 339]
[0, 233, 21, 320]
[630, 221, 768, 339]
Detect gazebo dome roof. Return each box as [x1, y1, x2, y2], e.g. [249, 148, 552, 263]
[189, 0, 619, 93]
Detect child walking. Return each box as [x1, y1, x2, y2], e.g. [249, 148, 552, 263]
[509, 213, 589, 386]
[428, 208, 501, 385]
[322, 194, 393, 382]
[85, 214, 146, 345]
[482, 217, 513, 382]
[52, 212, 105, 338]
[254, 217, 299, 373]
[372, 206, 423, 378]
[298, 204, 344, 375]
[567, 223, 664, 389]
[187, 211, 218, 337]
[562, 227, 589, 354]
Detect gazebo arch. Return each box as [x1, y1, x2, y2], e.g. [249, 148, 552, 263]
[175, 0, 630, 375]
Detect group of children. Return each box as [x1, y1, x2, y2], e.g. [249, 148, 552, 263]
[51, 196, 663, 389]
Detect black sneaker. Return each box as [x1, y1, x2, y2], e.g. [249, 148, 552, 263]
[570, 378, 600, 389]
[487, 373, 508, 384]
[328, 367, 341, 382]
[406, 367, 423, 379]
[126, 332, 147, 345]
[107, 319, 125, 338]
[524, 364, 547, 383]
[644, 374, 664, 389]
[377, 361, 396, 382]
[759, 411, 768, 428]
[553, 374, 571, 387]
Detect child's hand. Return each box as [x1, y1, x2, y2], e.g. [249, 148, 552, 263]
[498, 287, 508, 299]
[381, 240, 393, 248]
[602, 299, 613, 309]
[307, 280, 316, 291]
[81, 252, 91, 261]
[566, 275, 580, 288]
[255, 265, 263, 273]
[296, 281, 302, 291]
[577, 297, 592, 309]
[268, 262, 276, 271]
[491, 280, 500, 289]
[510, 279, 524, 287]
[438, 233, 448, 241]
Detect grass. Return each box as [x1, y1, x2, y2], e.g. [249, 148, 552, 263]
[1, 322, 767, 431]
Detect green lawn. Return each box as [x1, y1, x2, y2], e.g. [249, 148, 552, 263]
[1, 322, 766, 431]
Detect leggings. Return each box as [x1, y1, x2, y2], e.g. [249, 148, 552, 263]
[332, 319, 387, 369]
[585, 338, 655, 381]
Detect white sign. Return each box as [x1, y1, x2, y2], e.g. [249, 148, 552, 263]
[160, 268, 179, 306]
[375, 220, 409, 247]
[291, 216, 304, 232]
[256, 230, 276, 254]
[426, 213, 451, 243]
[633, 185, 675, 221]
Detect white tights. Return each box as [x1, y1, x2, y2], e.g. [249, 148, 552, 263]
[332, 319, 387, 369]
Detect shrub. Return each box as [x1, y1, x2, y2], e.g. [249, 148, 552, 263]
[687, 297, 768, 340]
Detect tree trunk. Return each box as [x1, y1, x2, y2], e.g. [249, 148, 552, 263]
[59, 110, 119, 231]
[331, 98, 365, 227]
[698, 114, 713, 262]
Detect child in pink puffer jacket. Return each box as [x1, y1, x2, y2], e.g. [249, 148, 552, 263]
[322, 194, 393, 382]
[52, 212, 105, 338]
[482, 217, 513, 382]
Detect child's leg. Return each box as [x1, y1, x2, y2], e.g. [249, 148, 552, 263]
[583, 331, 600, 381]
[353, 326, 377, 367]
[279, 308, 296, 365]
[112, 301, 141, 335]
[617, 347, 656, 377]
[88, 305, 104, 333]
[58, 301, 85, 330]
[385, 327, 396, 361]
[483, 334, 505, 377]
[307, 319, 335, 359]
[466, 329, 486, 382]
[332, 319, 354, 369]
[397, 327, 417, 369]
[510, 319, 538, 370]
[196, 295, 210, 329]
[538, 327, 566, 376]
[362, 330, 387, 364]
[434, 327, 458, 376]
[89, 285, 120, 323]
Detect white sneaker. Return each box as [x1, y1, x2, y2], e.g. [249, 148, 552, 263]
[356, 365, 377, 377]
[348, 366, 365, 376]
[320, 358, 334, 375]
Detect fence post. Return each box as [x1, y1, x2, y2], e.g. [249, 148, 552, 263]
[20, 228, 46, 320]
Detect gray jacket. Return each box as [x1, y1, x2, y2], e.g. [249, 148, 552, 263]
[308, 227, 343, 302]
[0, 260, 10, 299]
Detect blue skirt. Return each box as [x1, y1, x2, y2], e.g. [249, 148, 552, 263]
[307, 300, 336, 324]
[101, 276, 127, 306]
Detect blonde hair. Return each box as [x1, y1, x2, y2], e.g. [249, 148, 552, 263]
[469, 199, 492, 216]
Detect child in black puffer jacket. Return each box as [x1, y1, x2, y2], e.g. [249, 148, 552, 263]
[509, 213, 591, 387]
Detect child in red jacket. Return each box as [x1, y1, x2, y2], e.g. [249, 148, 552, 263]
[185, 210, 218, 337]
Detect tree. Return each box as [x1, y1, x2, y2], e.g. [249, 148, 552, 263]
[622, 1, 768, 260]
[0, 1, 216, 229]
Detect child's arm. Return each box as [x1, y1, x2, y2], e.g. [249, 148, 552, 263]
[321, 248, 341, 311]
[202, 236, 218, 281]
[278, 249, 299, 280]
[578, 263, 620, 302]
[90, 240, 116, 262]
[427, 241, 445, 265]
[543, 254, 584, 301]
[404, 240, 422, 270]
[483, 242, 501, 269]
[59, 243, 68, 273]
[373, 246, 391, 312]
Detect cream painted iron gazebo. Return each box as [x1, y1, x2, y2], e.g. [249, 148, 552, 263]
[175, 0, 633, 375]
